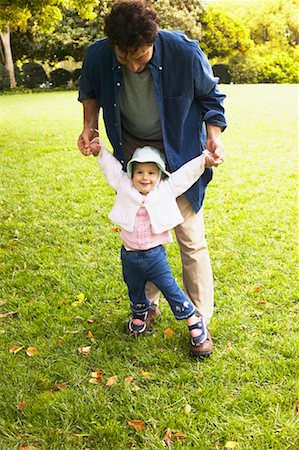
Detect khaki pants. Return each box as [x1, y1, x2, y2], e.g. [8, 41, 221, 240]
[122, 130, 214, 323]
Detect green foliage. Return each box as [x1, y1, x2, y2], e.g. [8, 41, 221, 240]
[200, 9, 253, 59]
[49, 68, 72, 87]
[0, 87, 298, 449]
[22, 61, 48, 88]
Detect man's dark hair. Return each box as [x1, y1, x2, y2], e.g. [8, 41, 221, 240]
[104, 0, 160, 53]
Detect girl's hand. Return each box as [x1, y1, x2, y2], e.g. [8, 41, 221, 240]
[90, 137, 103, 157]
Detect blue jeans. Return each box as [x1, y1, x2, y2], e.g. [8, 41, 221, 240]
[121, 245, 196, 320]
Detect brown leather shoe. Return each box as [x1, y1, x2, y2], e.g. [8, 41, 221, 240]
[189, 329, 213, 357]
[145, 305, 161, 332]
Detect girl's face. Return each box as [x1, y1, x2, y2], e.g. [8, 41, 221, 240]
[132, 162, 160, 195]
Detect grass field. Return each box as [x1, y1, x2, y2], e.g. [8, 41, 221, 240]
[0, 85, 298, 450]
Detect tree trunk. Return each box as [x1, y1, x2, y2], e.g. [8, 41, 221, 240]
[0, 25, 16, 88]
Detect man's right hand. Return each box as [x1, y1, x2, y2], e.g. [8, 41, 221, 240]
[77, 128, 99, 156]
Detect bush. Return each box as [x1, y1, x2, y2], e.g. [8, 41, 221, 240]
[22, 62, 48, 88]
[257, 53, 299, 84]
[228, 55, 260, 84]
[72, 68, 81, 83]
[0, 64, 10, 91]
[212, 64, 231, 84]
[49, 68, 72, 87]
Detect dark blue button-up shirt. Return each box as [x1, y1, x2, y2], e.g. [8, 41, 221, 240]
[79, 30, 227, 212]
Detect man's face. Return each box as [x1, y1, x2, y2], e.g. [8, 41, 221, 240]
[114, 45, 154, 73]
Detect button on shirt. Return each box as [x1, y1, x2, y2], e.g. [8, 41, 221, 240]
[79, 30, 227, 212]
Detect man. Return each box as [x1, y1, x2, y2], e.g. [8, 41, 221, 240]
[77, 0, 227, 357]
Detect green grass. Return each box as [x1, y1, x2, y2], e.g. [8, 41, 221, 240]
[0, 86, 298, 450]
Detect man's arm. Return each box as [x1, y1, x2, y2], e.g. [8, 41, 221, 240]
[205, 124, 225, 167]
[77, 99, 100, 156]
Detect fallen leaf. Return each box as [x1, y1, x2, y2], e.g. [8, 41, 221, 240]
[128, 420, 145, 431]
[164, 328, 174, 338]
[194, 371, 204, 381]
[131, 385, 141, 392]
[140, 370, 152, 377]
[294, 400, 299, 414]
[113, 226, 121, 232]
[0, 311, 18, 319]
[89, 370, 104, 384]
[184, 404, 191, 415]
[17, 401, 27, 410]
[225, 441, 238, 449]
[20, 446, 37, 450]
[26, 347, 39, 357]
[87, 319, 94, 324]
[56, 337, 64, 345]
[78, 346, 91, 355]
[51, 383, 68, 391]
[87, 330, 96, 344]
[175, 432, 186, 441]
[164, 428, 172, 442]
[125, 376, 134, 383]
[253, 285, 262, 292]
[105, 375, 117, 387]
[225, 342, 233, 352]
[9, 345, 23, 354]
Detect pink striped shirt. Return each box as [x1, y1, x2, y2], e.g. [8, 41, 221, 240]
[120, 205, 173, 250]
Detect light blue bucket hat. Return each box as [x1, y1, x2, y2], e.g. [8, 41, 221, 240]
[126, 146, 170, 179]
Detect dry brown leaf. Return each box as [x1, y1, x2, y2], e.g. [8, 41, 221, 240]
[87, 330, 96, 344]
[26, 347, 39, 357]
[17, 401, 27, 410]
[164, 428, 172, 442]
[125, 376, 134, 383]
[253, 285, 262, 292]
[78, 346, 91, 355]
[20, 447, 37, 450]
[113, 226, 121, 232]
[9, 345, 23, 354]
[87, 319, 94, 324]
[164, 328, 174, 338]
[140, 370, 152, 377]
[294, 400, 299, 414]
[175, 432, 186, 441]
[105, 375, 118, 387]
[128, 420, 145, 431]
[89, 370, 104, 384]
[225, 342, 233, 352]
[0, 311, 18, 319]
[56, 337, 64, 345]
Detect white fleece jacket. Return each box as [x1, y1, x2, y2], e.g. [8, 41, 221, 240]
[97, 147, 206, 234]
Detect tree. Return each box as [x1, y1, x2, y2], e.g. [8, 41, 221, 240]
[200, 8, 253, 60]
[0, 0, 99, 88]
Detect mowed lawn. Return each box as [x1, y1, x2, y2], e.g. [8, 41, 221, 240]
[0, 85, 298, 450]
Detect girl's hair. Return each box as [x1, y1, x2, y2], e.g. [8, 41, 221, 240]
[104, 0, 160, 53]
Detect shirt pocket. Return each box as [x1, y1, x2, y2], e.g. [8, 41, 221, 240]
[163, 92, 193, 130]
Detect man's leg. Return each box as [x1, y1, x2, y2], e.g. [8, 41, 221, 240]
[174, 195, 214, 324]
